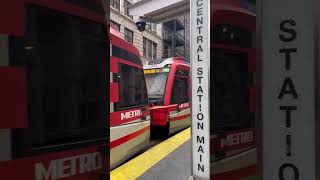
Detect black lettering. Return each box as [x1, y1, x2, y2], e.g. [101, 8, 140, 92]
[198, 94, 203, 102]
[278, 77, 298, 99]
[197, 7, 203, 16]
[197, 68, 203, 75]
[197, 136, 205, 144]
[286, 135, 292, 157]
[197, 122, 203, 130]
[198, 145, 204, 153]
[197, 36, 203, 43]
[198, 164, 204, 172]
[197, 17, 203, 25]
[197, 45, 203, 53]
[280, 20, 297, 42]
[197, 54, 203, 62]
[197, 113, 204, 120]
[197, 26, 203, 34]
[197, 0, 203, 6]
[197, 86, 203, 93]
[200, 154, 202, 162]
[279, 106, 297, 127]
[279, 163, 299, 180]
[279, 48, 297, 71]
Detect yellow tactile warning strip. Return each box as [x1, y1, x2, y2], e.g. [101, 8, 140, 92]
[110, 127, 191, 180]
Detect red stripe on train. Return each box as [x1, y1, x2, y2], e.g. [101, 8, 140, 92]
[171, 114, 191, 122]
[110, 126, 150, 149]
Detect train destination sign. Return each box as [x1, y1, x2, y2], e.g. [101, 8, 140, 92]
[260, 0, 317, 179]
[143, 68, 170, 74]
[191, 0, 210, 178]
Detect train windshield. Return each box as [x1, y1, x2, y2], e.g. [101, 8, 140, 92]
[144, 68, 170, 105]
[145, 73, 168, 98]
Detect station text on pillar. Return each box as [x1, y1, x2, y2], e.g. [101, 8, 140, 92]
[277, 19, 299, 180]
[195, 0, 206, 173]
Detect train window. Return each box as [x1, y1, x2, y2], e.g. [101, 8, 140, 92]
[114, 64, 148, 110]
[66, 0, 105, 14]
[211, 24, 252, 48]
[145, 72, 169, 102]
[112, 45, 142, 66]
[210, 52, 250, 131]
[170, 77, 189, 104]
[12, 5, 108, 157]
[175, 69, 189, 77]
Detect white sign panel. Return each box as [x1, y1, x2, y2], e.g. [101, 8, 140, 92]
[191, 0, 210, 178]
[261, 0, 316, 179]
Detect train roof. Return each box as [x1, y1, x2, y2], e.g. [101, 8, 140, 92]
[110, 27, 141, 60]
[144, 57, 190, 69]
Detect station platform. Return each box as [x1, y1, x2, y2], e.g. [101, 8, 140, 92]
[110, 127, 257, 180]
[110, 128, 191, 180]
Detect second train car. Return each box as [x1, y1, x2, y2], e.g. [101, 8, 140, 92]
[144, 57, 191, 136]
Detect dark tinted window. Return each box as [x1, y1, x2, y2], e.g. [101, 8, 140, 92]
[124, 28, 133, 44]
[124, 0, 133, 19]
[12, 5, 108, 156]
[111, 20, 120, 31]
[175, 69, 189, 77]
[211, 24, 252, 48]
[170, 77, 189, 104]
[210, 52, 251, 132]
[112, 45, 142, 65]
[114, 64, 148, 110]
[111, 0, 120, 11]
[66, 0, 105, 14]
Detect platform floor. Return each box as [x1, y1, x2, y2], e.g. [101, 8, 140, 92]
[139, 140, 191, 180]
[110, 128, 191, 180]
[110, 127, 257, 180]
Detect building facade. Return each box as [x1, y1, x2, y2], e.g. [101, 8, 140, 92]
[162, 15, 190, 59]
[110, 0, 163, 64]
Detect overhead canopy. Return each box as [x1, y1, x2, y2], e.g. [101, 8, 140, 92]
[129, 0, 189, 23]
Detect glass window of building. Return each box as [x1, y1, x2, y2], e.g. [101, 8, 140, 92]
[147, 39, 152, 58]
[124, 0, 133, 19]
[143, 38, 147, 57]
[146, 22, 157, 33]
[143, 37, 157, 59]
[124, 28, 133, 44]
[152, 42, 157, 59]
[110, 0, 120, 11]
[110, 20, 120, 31]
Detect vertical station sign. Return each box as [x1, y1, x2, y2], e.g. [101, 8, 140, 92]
[261, 0, 317, 179]
[191, 0, 210, 178]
